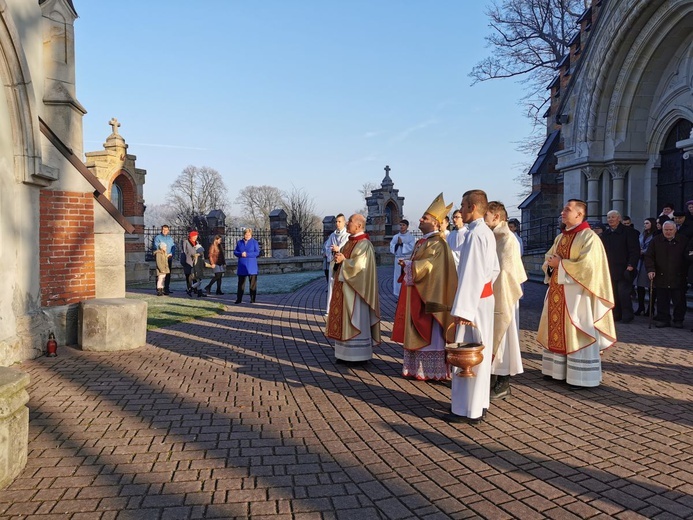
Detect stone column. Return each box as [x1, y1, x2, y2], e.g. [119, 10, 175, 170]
[609, 164, 628, 215]
[0, 367, 29, 489]
[582, 166, 603, 219]
[322, 216, 335, 241]
[270, 209, 288, 259]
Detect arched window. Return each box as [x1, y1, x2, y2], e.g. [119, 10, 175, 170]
[111, 183, 123, 213]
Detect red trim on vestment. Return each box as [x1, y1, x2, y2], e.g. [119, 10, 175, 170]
[480, 282, 493, 298]
[392, 285, 432, 346]
[561, 221, 590, 235]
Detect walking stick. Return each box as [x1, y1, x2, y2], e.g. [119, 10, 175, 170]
[648, 277, 654, 329]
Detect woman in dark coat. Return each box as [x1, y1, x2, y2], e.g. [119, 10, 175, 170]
[205, 235, 226, 295]
[634, 218, 657, 315]
[234, 228, 260, 304]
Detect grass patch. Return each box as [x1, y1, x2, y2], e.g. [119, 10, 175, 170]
[126, 271, 324, 331]
[128, 270, 324, 294]
[127, 293, 225, 331]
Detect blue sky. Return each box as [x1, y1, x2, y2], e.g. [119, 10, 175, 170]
[74, 1, 537, 223]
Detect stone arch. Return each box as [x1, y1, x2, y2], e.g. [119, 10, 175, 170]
[569, 0, 693, 149]
[110, 170, 137, 217]
[0, 3, 41, 183]
[384, 200, 400, 236]
[601, 2, 693, 150]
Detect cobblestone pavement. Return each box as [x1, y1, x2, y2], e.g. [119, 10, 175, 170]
[1, 268, 692, 519]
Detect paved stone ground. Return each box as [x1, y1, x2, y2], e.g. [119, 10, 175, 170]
[1, 268, 691, 519]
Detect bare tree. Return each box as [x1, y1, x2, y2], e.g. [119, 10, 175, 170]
[283, 186, 321, 255]
[470, 0, 587, 198]
[167, 165, 230, 228]
[470, 0, 587, 124]
[284, 186, 320, 232]
[356, 181, 378, 216]
[143, 203, 177, 228]
[235, 185, 286, 229]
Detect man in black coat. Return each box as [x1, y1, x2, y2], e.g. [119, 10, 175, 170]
[601, 210, 640, 323]
[645, 221, 688, 328]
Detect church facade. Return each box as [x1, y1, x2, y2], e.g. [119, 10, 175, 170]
[522, 0, 693, 235]
[0, 0, 133, 364]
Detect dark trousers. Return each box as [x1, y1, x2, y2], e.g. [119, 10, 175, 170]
[612, 277, 634, 321]
[237, 275, 257, 302]
[655, 287, 687, 324]
[206, 273, 223, 293]
[164, 257, 172, 292]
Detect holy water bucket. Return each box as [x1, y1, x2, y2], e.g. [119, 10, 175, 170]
[445, 342, 485, 377]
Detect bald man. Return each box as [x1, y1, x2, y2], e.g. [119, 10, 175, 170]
[326, 214, 381, 363]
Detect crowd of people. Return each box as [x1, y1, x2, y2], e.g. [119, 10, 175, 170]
[591, 200, 693, 329]
[149, 194, 693, 425]
[321, 191, 693, 426]
[151, 225, 261, 302]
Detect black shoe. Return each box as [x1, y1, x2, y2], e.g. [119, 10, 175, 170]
[673, 322, 683, 329]
[655, 321, 670, 328]
[163, 291, 171, 295]
[442, 413, 483, 425]
[216, 291, 225, 295]
[491, 377, 511, 401]
[186, 288, 193, 297]
[634, 308, 644, 316]
[621, 316, 634, 324]
[197, 290, 207, 297]
[234, 300, 242, 304]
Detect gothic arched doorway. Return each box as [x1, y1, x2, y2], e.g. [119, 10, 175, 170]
[658, 118, 693, 212]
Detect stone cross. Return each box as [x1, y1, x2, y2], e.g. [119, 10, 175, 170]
[384, 165, 391, 176]
[109, 117, 120, 135]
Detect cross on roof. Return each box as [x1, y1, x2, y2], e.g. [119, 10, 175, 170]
[109, 117, 120, 135]
[384, 165, 391, 176]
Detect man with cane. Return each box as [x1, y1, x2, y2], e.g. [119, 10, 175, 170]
[645, 221, 688, 328]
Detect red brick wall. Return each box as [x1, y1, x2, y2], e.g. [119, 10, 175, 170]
[40, 190, 96, 306]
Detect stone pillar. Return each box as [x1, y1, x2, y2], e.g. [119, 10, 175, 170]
[0, 367, 29, 489]
[582, 166, 603, 220]
[270, 209, 289, 259]
[609, 165, 628, 215]
[322, 216, 335, 241]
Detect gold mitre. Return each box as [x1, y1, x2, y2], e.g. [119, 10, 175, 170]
[425, 193, 453, 224]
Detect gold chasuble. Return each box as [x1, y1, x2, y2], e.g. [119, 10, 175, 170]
[392, 234, 457, 350]
[326, 234, 381, 343]
[537, 222, 616, 355]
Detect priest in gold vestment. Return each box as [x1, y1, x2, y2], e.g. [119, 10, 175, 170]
[392, 194, 458, 380]
[326, 213, 381, 362]
[538, 199, 617, 388]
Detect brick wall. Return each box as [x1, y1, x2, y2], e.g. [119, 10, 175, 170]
[39, 190, 96, 306]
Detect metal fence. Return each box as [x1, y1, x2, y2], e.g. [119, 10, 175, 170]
[143, 227, 325, 261]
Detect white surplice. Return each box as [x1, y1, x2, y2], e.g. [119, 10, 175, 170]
[450, 218, 499, 419]
[324, 228, 349, 314]
[492, 304, 523, 376]
[447, 226, 467, 269]
[389, 231, 416, 296]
